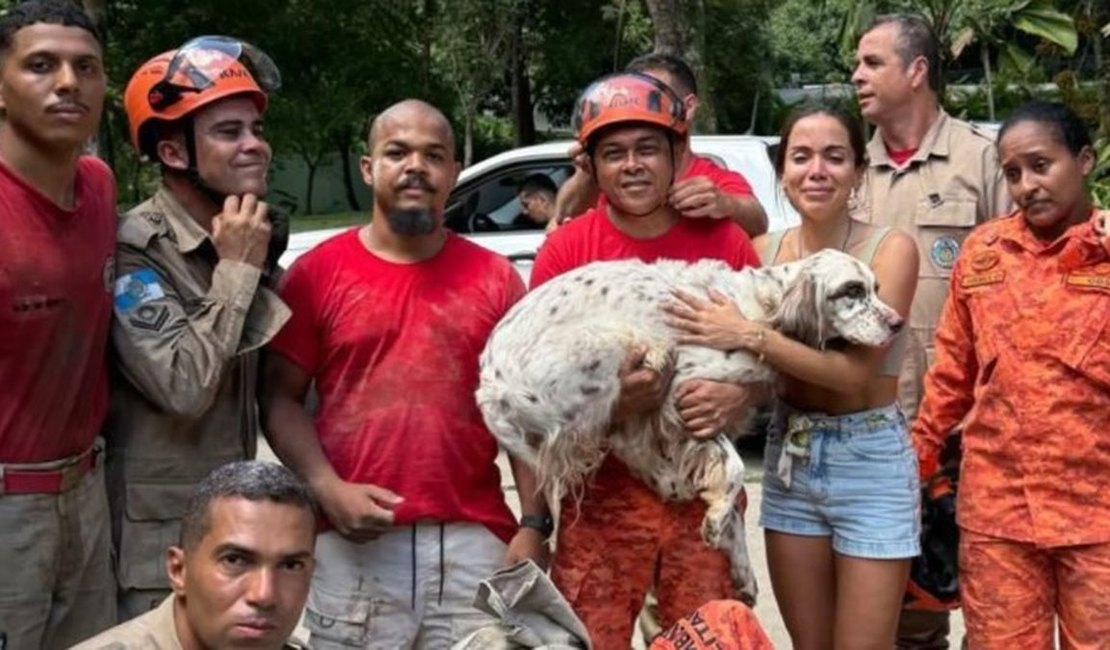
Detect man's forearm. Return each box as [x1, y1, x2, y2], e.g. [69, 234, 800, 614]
[728, 195, 768, 238]
[508, 453, 549, 517]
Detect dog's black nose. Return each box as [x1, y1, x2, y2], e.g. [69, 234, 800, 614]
[889, 317, 904, 333]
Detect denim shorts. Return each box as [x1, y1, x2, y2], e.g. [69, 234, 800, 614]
[760, 403, 921, 559]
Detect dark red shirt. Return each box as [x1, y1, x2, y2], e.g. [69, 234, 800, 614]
[0, 156, 117, 462]
[531, 207, 760, 289]
[270, 229, 525, 542]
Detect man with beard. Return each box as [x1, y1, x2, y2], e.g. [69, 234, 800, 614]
[263, 100, 542, 648]
[106, 37, 290, 620]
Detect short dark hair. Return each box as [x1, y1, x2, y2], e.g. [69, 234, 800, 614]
[998, 100, 1093, 157]
[0, 0, 101, 55]
[179, 461, 317, 550]
[518, 173, 556, 199]
[775, 104, 867, 176]
[626, 52, 697, 97]
[864, 14, 940, 94]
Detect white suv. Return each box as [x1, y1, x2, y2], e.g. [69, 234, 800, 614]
[281, 136, 797, 280]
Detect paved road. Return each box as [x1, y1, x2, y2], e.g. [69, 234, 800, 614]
[260, 441, 964, 648]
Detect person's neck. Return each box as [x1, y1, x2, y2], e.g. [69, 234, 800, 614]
[606, 203, 678, 239]
[798, 212, 853, 257]
[1031, 200, 1093, 242]
[172, 596, 205, 650]
[876, 99, 939, 152]
[163, 174, 222, 233]
[362, 213, 448, 263]
[0, 128, 82, 209]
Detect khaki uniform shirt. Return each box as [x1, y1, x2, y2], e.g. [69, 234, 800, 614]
[852, 110, 1011, 419]
[104, 188, 290, 593]
[70, 595, 307, 649]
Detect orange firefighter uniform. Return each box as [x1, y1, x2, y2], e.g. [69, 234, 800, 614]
[913, 209, 1110, 649]
[649, 600, 773, 650]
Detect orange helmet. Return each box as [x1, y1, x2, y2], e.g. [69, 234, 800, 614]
[125, 36, 279, 158]
[572, 72, 686, 147]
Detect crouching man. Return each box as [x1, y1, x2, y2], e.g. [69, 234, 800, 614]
[72, 461, 316, 650]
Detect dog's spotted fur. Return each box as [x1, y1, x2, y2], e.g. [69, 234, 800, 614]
[477, 249, 904, 603]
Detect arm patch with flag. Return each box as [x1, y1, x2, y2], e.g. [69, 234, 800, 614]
[114, 268, 165, 313]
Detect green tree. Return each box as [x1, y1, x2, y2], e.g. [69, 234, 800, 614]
[950, 0, 1078, 120]
[432, 0, 516, 166]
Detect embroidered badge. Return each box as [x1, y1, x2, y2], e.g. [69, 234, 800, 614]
[969, 250, 999, 272]
[114, 268, 165, 313]
[1066, 274, 1110, 290]
[128, 303, 170, 331]
[961, 270, 1005, 288]
[931, 236, 960, 270]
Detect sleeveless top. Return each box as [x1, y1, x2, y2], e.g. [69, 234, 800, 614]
[764, 225, 908, 376]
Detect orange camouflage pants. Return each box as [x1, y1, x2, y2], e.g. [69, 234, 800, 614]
[961, 530, 1110, 650]
[649, 600, 773, 650]
[551, 458, 739, 649]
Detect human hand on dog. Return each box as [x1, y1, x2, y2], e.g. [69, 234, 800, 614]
[665, 288, 764, 352]
[613, 345, 675, 422]
[317, 478, 403, 543]
[503, 528, 551, 569]
[676, 379, 759, 439]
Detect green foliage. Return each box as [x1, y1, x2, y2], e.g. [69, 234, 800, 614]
[1091, 137, 1110, 209]
[705, 0, 776, 134]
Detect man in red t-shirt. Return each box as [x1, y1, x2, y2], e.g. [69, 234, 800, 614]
[554, 53, 768, 238]
[533, 72, 764, 648]
[263, 99, 544, 648]
[0, 3, 117, 648]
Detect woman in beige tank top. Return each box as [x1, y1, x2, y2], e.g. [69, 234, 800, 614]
[668, 106, 920, 650]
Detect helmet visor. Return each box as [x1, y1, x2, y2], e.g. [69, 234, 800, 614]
[148, 36, 281, 111]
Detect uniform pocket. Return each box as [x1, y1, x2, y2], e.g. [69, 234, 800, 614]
[304, 586, 374, 648]
[915, 198, 978, 277]
[1070, 325, 1110, 390]
[117, 482, 195, 591]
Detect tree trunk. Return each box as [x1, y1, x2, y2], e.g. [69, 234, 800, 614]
[643, 0, 716, 132]
[981, 42, 995, 123]
[509, 8, 536, 146]
[304, 160, 319, 215]
[336, 128, 362, 211]
[1099, 9, 1110, 139]
[464, 104, 475, 168]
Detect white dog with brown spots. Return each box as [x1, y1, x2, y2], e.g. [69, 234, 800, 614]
[477, 249, 904, 604]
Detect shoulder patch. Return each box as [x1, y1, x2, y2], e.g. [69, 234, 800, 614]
[114, 268, 165, 313]
[930, 236, 961, 270]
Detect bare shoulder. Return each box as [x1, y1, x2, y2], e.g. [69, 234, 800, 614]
[872, 229, 919, 276]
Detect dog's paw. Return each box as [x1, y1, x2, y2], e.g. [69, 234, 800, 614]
[700, 505, 732, 547]
[642, 343, 675, 375]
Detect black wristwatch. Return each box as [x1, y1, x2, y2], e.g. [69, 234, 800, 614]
[519, 514, 554, 538]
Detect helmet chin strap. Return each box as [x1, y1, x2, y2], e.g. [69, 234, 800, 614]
[181, 119, 229, 209]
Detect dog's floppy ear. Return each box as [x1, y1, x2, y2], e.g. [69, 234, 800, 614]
[770, 272, 826, 348]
